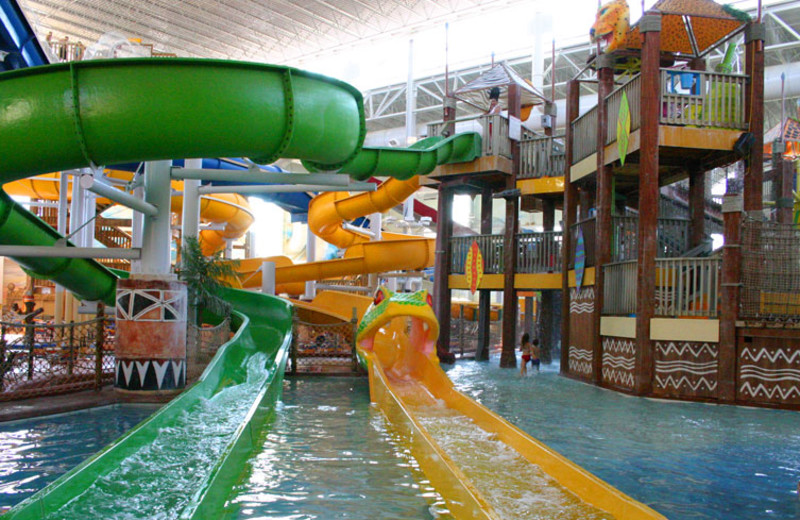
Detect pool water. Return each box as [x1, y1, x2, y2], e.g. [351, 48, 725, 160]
[225, 377, 452, 519]
[444, 356, 800, 520]
[0, 403, 159, 510]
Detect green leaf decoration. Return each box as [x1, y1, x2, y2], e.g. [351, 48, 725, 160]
[617, 90, 631, 167]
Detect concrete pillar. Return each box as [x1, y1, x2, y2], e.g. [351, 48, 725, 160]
[114, 276, 187, 394]
[131, 177, 144, 275]
[181, 159, 202, 246]
[305, 223, 316, 299]
[262, 261, 276, 295]
[54, 172, 69, 324]
[115, 160, 187, 395]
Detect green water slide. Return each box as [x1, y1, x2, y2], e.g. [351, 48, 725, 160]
[0, 58, 482, 518]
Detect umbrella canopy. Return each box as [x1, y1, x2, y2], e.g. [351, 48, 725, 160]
[620, 0, 750, 58]
[453, 62, 547, 112]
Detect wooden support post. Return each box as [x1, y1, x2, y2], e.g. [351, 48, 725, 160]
[718, 195, 742, 403]
[593, 54, 615, 385]
[500, 83, 521, 368]
[744, 23, 765, 212]
[561, 79, 581, 374]
[689, 168, 706, 248]
[779, 158, 794, 225]
[634, 13, 662, 396]
[540, 199, 557, 364]
[434, 182, 455, 363]
[476, 186, 493, 361]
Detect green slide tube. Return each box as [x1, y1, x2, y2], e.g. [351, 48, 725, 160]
[4, 288, 293, 520]
[0, 190, 118, 304]
[304, 132, 483, 180]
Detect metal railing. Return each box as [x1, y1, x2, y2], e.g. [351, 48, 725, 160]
[660, 69, 748, 129]
[610, 216, 691, 262]
[519, 135, 566, 179]
[0, 317, 115, 401]
[517, 231, 563, 273]
[427, 114, 514, 158]
[606, 74, 642, 145]
[603, 258, 721, 317]
[603, 260, 638, 315]
[450, 235, 505, 274]
[655, 257, 721, 318]
[571, 107, 598, 163]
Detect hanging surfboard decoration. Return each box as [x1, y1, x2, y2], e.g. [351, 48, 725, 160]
[617, 90, 631, 166]
[575, 226, 586, 292]
[465, 240, 484, 294]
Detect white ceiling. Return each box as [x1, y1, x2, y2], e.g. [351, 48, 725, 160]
[18, 0, 531, 65]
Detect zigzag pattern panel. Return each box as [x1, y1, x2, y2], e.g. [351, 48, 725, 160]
[738, 345, 800, 405]
[654, 341, 718, 398]
[602, 337, 635, 390]
[568, 346, 593, 379]
[569, 287, 595, 315]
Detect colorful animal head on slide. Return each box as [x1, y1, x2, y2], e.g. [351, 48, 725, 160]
[590, 0, 631, 53]
[356, 287, 439, 371]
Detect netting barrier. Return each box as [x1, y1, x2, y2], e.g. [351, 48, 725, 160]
[289, 315, 359, 375]
[187, 318, 231, 379]
[740, 217, 800, 321]
[0, 317, 115, 401]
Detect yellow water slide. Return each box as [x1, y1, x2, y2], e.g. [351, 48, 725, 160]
[235, 176, 434, 295]
[4, 171, 254, 255]
[356, 289, 667, 520]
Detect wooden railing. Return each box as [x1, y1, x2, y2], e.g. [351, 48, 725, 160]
[449, 235, 505, 274]
[603, 258, 721, 317]
[571, 107, 598, 163]
[427, 114, 515, 158]
[660, 69, 748, 129]
[606, 74, 642, 145]
[516, 231, 562, 273]
[519, 135, 566, 179]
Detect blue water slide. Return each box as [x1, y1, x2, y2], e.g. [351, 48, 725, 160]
[0, 0, 48, 70]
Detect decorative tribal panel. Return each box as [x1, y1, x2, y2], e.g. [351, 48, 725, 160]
[568, 346, 593, 378]
[738, 345, 800, 405]
[654, 341, 718, 398]
[115, 358, 186, 391]
[568, 287, 596, 381]
[116, 289, 187, 322]
[602, 337, 635, 390]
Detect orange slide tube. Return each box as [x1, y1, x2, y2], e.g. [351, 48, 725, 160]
[5, 172, 254, 255]
[236, 176, 434, 294]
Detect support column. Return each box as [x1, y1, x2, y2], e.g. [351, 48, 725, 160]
[181, 159, 202, 247]
[540, 198, 557, 364]
[434, 183, 455, 363]
[476, 186, 493, 361]
[689, 168, 706, 248]
[718, 194, 742, 403]
[305, 222, 317, 300]
[54, 172, 69, 324]
[115, 160, 187, 395]
[561, 79, 580, 374]
[634, 13, 662, 396]
[744, 22, 765, 212]
[131, 175, 144, 275]
[262, 261, 276, 295]
[592, 54, 615, 384]
[500, 83, 521, 368]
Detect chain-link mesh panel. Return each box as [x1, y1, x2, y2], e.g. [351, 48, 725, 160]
[289, 319, 358, 375]
[0, 317, 115, 401]
[741, 218, 800, 321]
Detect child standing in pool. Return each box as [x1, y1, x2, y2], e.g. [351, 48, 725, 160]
[520, 333, 541, 376]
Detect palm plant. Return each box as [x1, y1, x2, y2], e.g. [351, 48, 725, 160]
[177, 236, 239, 325]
